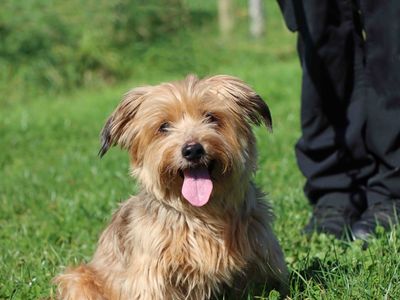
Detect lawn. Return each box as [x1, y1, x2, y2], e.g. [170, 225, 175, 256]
[1, 1, 400, 299]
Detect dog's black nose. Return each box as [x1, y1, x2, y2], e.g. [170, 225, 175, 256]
[182, 143, 205, 161]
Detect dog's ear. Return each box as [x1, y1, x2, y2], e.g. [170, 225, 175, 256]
[99, 86, 151, 157]
[204, 75, 272, 131]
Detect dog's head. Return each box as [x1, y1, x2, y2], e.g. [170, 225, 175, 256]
[99, 75, 272, 208]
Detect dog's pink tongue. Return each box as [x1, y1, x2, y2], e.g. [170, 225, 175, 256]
[182, 167, 213, 207]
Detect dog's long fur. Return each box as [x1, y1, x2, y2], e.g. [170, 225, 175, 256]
[54, 75, 288, 299]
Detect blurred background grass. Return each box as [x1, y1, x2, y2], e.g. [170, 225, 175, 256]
[0, 0, 296, 105]
[2, 1, 399, 299]
[1, 0, 191, 101]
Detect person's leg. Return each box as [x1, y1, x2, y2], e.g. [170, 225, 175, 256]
[351, 0, 400, 239]
[278, 0, 374, 237]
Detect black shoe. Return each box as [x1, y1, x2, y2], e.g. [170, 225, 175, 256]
[303, 193, 363, 239]
[351, 200, 400, 240]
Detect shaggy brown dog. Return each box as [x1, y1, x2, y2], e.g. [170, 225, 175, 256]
[54, 75, 288, 299]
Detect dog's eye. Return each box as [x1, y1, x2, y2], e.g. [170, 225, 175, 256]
[159, 122, 170, 133]
[204, 112, 218, 124]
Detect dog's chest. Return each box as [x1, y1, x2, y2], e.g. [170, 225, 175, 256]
[156, 217, 247, 285]
[126, 201, 250, 295]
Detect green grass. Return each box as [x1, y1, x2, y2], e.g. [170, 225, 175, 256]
[1, 2, 400, 299]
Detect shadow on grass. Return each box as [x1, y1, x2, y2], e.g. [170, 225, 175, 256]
[291, 258, 332, 291]
[289, 254, 361, 297]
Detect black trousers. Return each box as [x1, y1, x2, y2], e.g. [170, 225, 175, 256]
[278, 0, 400, 209]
